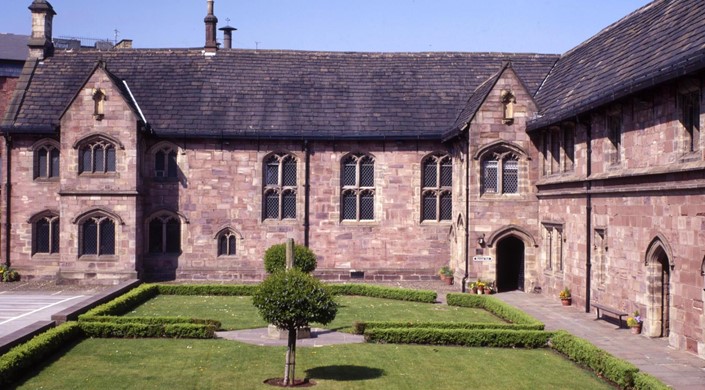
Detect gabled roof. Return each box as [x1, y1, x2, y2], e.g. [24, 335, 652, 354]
[528, 0, 705, 131]
[3, 49, 557, 139]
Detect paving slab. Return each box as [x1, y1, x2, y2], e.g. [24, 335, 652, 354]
[0, 292, 89, 338]
[495, 291, 705, 390]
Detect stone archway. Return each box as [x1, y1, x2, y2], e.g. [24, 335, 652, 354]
[495, 236, 525, 292]
[645, 237, 673, 338]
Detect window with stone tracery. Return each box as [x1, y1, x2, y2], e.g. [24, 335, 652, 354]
[263, 153, 297, 220]
[217, 229, 237, 256]
[148, 212, 181, 254]
[33, 141, 60, 180]
[80, 215, 115, 256]
[32, 214, 59, 255]
[341, 153, 375, 221]
[78, 139, 116, 174]
[542, 223, 563, 271]
[421, 154, 452, 222]
[481, 152, 519, 195]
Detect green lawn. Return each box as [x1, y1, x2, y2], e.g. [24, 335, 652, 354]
[126, 295, 505, 331]
[14, 339, 613, 390]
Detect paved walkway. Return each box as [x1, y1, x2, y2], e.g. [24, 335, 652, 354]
[495, 291, 705, 390]
[0, 291, 89, 338]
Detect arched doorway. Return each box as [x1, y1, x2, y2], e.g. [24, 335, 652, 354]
[496, 236, 524, 292]
[647, 247, 670, 338]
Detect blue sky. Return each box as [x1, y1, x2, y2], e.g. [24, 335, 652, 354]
[1, 0, 651, 53]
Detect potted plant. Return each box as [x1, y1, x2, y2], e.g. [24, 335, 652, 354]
[476, 280, 486, 294]
[627, 310, 643, 334]
[484, 280, 494, 294]
[438, 266, 454, 285]
[559, 287, 571, 306]
[468, 281, 478, 294]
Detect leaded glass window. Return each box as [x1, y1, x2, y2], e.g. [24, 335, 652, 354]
[263, 153, 297, 220]
[481, 150, 521, 195]
[79, 140, 116, 174]
[341, 154, 375, 221]
[148, 214, 181, 254]
[155, 147, 178, 179]
[81, 216, 115, 256]
[33, 215, 59, 254]
[217, 231, 237, 256]
[34, 144, 60, 179]
[421, 154, 452, 222]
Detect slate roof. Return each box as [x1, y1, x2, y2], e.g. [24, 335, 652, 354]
[3, 49, 557, 139]
[528, 0, 705, 131]
[0, 33, 29, 62]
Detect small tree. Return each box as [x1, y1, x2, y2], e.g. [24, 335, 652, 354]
[253, 269, 337, 385]
[263, 243, 317, 274]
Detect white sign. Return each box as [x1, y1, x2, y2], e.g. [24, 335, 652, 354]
[473, 256, 493, 262]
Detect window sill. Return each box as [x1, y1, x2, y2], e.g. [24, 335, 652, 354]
[79, 255, 119, 262]
[420, 220, 453, 225]
[31, 253, 60, 259]
[78, 172, 118, 178]
[340, 219, 378, 226]
[33, 177, 60, 183]
[261, 218, 300, 224]
[679, 151, 701, 163]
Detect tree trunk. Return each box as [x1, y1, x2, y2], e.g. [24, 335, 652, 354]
[284, 326, 297, 385]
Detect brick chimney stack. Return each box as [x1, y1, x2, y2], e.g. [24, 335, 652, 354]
[204, 0, 218, 53]
[219, 25, 237, 49]
[28, 0, 56, 60]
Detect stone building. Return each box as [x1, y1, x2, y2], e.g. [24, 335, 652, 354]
[1, 0, 704, 357]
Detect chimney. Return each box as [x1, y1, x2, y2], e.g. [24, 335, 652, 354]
[28, 0, 56, 60]
[204, 0, 218, 53]
[219, 25, 237, 49]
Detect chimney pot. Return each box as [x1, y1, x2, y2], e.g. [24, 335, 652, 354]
[219, 25, 237, 49]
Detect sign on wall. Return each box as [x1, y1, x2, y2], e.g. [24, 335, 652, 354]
[473, 256, 493, 262]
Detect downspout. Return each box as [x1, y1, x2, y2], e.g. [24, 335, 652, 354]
[584, 120, 593, 313]
[303, 140, 310, 248]
[3, 135, 11, 267]
[462, 127, 471, 293]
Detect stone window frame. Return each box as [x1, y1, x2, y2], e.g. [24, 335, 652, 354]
[475, 141, 526, 197]
[147, 141, 183, 182]
[73, 208, 123, 260]
[92, 88, 106, 121]
[262, 152, 298, 221]
[542, 222, 564, 272]
[594, 227, 608, 287]
[146, 210, 183, 255]
[31, 139, 60, 181]
[73, 133, 124, 176]
[214, 227, 242, 257]
[677, 80, 701, 156]
[541, 123, 575, 176]
[421, 153, 452, 223]
[605, 106, 622, 166]
[28, 210, 60, 256]
[340, 152, 376, 222]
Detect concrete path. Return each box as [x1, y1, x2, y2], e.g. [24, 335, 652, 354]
[217, 328, 365, 347]
[495, 291, 705, 390]
[0, 292, 89, 338]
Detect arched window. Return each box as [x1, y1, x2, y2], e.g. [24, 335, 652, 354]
[217, 230, 237, 256]
[154, 147, 178, 179]
[148, 213, 181, 254]
[421, 154, 452, 222]
[79, 139, 116, 174]
[263, 153, 297, 220]
[341, 153, 375, 221]
[32, 213, 59, 255]
[80, 215, 115, 256]
[481, 152, 519, 195]
[34, 142, 60, 179]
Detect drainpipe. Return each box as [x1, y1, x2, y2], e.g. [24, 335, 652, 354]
[3, 135, 11, 267]
[584, 120, 593, 313]
[303, 140, 310, 247]
[462, 130, 471, 293]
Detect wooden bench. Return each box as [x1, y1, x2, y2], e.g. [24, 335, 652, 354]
[591, 303, 628, 328]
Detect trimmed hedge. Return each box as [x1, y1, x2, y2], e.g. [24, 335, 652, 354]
[82, 284, 159, 317]
[364, 328, 552, 348]
[264, 243, 317, 273]
[156, 284, 259, 296]
[328, 284, 436, 303]
[79, 322, 215, 339]
[353, 320, 543, 334]
[78, 315, 222, 329]
[0, 322, 83, 386]
[550, 331, 640, 389]
[633, 372, 671, 390]
[446, 293, 543, 327]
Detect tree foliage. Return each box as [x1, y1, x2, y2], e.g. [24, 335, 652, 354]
[252, 269, 337, 329]
[263, 243, 318, 274]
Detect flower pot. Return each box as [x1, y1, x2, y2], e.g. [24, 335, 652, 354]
[442, 276, 454, 285]
[561, 298, 572, 306]
[630, 325, 642, 334]
[470, 287, 478, 294]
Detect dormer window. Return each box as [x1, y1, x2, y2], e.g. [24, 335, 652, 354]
[92, 89, 106, 120]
